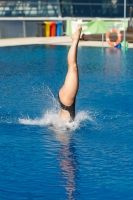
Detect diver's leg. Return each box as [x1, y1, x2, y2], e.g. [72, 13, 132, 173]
[59, 25, 82, 106]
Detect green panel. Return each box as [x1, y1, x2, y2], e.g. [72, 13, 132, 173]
[66, 20, 128, 35]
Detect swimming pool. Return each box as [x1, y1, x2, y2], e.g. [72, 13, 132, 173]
[0, 44, 133, 200]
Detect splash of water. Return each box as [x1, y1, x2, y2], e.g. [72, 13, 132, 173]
[19, 110, 93, 132]
[18, 87, 94, 132]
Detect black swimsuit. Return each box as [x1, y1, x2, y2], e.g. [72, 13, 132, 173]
[58, 94, 75, 121]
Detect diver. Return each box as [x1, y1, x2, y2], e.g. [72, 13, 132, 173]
[58, 25, 82, 122]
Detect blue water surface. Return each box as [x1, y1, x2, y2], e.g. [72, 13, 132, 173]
[0, 44, 133, 200]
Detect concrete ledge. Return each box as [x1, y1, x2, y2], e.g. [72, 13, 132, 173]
[0, 36, 133, 48]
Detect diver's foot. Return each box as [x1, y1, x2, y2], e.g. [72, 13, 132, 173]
[71, 25, 82, 42]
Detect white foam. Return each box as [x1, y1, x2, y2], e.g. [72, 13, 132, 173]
[18, 87, 94, 133]
[19, 110, 93, 132]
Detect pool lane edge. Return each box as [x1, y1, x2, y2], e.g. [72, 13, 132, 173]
[0, 36, 133, 48]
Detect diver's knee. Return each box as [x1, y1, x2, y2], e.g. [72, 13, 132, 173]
[69, 64, 78, 71]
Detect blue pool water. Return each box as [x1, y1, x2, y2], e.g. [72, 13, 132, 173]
[0, 44, 133, 200]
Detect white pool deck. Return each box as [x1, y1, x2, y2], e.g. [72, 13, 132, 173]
[0, 36, 133, 48]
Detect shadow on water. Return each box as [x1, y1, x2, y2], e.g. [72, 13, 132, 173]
[54, 129, 80, 200]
